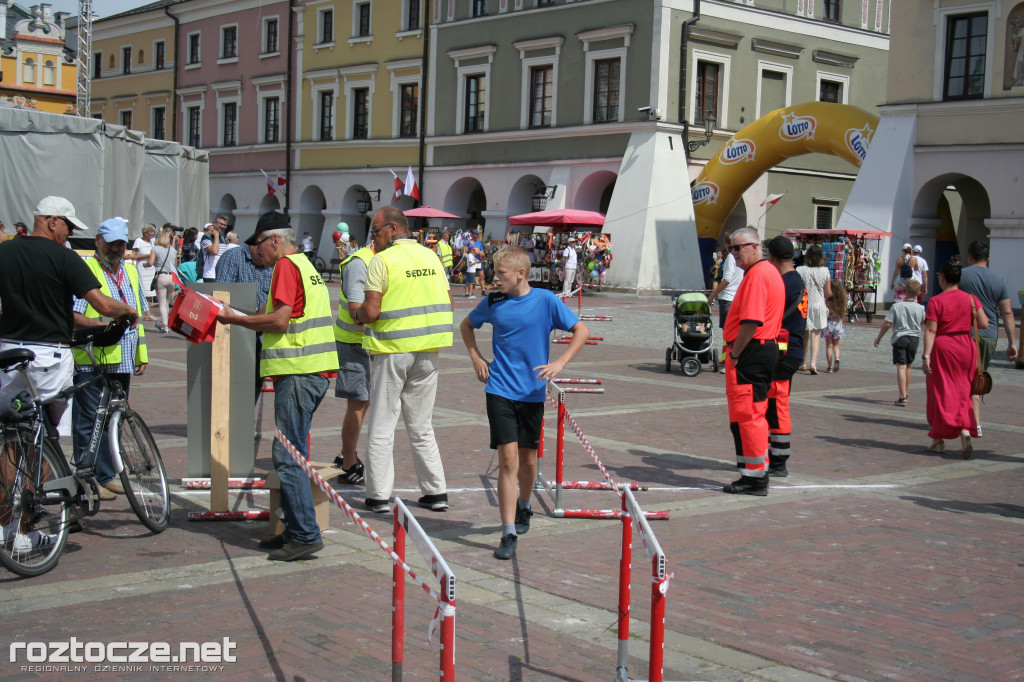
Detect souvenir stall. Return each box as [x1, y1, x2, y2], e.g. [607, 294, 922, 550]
[507, 209, 608, 291]
[783, 228, 891, 322]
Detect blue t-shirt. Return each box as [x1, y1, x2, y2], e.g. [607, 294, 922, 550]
[781, 270, 806, 361]
[468, 288, 580, 402]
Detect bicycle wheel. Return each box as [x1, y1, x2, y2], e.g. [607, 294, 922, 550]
[0, 426, 70, 577]
[112, 409, 170, 532]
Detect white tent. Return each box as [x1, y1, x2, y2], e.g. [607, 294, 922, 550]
[0, 104, 209, 237]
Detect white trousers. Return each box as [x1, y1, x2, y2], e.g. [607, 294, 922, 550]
[0, 341, 75, 436]
[562, 268, 576, 295]
[364, 350, 447, 501]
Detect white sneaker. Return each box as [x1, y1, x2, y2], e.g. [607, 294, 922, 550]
[0, 523, 56, 553]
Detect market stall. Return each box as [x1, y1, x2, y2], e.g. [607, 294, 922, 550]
[507, 209, 610, 291]
[783, 228, 892, 322]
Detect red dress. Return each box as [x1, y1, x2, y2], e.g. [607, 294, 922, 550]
[925, 289, 980, 440]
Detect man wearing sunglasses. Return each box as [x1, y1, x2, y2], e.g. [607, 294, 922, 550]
[0, 197, 138, 431]
[720, 227, 784, 496]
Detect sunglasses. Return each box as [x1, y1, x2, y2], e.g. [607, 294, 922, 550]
[370, 222, 394, 236]
[254, 235, 274, 247]
[730, 242, 757, 253]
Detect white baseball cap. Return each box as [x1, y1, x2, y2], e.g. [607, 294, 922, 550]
[902, 243, 912, 250]
[34, 196, 89, 233]
[913, 245, 923, 253]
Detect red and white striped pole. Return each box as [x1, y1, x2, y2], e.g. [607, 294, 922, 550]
[440, 576, 456, 681]
[555, 389, 566, 510]
[615, 492, 632, 682]
[392, 513, 406, 682]
[649, 554, 667, 682]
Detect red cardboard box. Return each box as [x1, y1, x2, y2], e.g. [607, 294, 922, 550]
[169, 288, 221, 343]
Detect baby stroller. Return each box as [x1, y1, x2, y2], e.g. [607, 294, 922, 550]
[665, 292, 717, 376]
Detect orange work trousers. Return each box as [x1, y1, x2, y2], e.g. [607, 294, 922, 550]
[726, 341, 777, 478]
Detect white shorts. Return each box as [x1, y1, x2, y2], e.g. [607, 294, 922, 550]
[0, 341, 75, 435]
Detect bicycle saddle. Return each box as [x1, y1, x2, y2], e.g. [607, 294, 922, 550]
[0, 348, 35, 370]
[72, 320, 129, 347]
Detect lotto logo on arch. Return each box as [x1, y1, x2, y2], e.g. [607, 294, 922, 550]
[779, 112, 817, 142]
[719, 138, 756, 164]
[846, 124, 874, 162]
[691, 180, 719, 206]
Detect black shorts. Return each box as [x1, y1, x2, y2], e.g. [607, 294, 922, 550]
[486, 393, 544, 450]
[892, 336, 919, 365]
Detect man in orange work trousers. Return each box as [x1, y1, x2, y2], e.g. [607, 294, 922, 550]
[720, 227, 784, 496]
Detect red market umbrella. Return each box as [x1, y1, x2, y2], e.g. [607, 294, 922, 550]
[403, 206, 463, 219]
[508, 208, 605, 228]
[782, 228, 893, 238]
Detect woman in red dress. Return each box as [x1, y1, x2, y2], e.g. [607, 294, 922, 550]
[922, 261, 988, 458]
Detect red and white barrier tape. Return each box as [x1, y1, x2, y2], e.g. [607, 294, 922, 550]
[546, 394, 620, 495]
[656, 572, 675, 596]
[274, 429, 447, 626]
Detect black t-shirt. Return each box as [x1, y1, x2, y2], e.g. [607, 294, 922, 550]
[781, 270, 807, 361]
[0, 236, 101, 344]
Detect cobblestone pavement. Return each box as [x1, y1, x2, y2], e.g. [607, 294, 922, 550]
[2, 288, 1022, 681]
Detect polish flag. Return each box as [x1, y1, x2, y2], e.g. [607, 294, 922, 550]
[760, 192, 785, 207]
[404, 166, 420, 201]
[169, 266, 187, 290]
[390, 169, 404, 200]
[260, 169, 277, 195]
[275, 171, 289, 189]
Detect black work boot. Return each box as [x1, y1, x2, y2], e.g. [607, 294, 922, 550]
[722, 475, 769, 496]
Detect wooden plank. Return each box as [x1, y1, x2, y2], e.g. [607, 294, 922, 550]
[209, 291, 231, 512]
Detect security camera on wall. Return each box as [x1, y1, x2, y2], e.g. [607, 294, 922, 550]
[638, 106, 663, 120]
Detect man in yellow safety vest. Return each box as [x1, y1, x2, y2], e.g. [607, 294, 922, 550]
[358, 207, 453, 514]
[217, 211, 339, 561]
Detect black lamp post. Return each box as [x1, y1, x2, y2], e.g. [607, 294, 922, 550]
[685, 114, 716, 154]
[357, 189, 381, 215]
[532, 185, 557, 212]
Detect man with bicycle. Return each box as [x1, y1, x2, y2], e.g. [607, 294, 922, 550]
[216, 211, 339, 562]
[71, 218, 150, 500]
[0, 197, 137, 431]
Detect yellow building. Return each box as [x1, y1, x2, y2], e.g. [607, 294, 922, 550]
[298, 0, 425, 170]
[0, 3, 77, 115]
[90, 6, 176, 139]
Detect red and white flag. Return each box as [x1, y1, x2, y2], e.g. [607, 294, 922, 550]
[760, 192, 786, 207]
[169, 266, 187, 290]
[404, 166, 420, 201]
[390, 169, 404, 200]
[275, 171, 289, 189]
[260, 169, 277, 195]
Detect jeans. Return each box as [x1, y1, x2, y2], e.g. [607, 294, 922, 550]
[271, 373, 328, 545]
[72, 372, 130, 485]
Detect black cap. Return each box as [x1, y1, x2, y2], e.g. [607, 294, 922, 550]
[245, 211, 290, 245]
[767, 235, 795, 260]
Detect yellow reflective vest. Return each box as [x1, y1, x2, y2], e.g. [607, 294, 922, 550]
[260, 254, 340, 377]
[362, 242, 453, 354]
[72, 257, 148, 368]
[435, 240, 453, 268]
[334, 247, 374, 344]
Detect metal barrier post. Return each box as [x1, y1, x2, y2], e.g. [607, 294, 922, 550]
[440, 576, 456, 681]
[649, 552, 667, 682]
[392, 511, 406, 682]
[615, 491, 632, 682]
[555, 388, 565, 511]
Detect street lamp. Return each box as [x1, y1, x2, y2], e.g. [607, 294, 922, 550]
[532, 184, 557, 212]
[357, 188, 381, 215]
[686, 114, 716, 153]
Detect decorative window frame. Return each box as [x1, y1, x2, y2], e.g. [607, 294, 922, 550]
[311, 82, 339, 142]
[578, 24, 632, 124]
[755, 59, 793, 120]
[932, 3, 996, 100]
[388, 58, 422, 138]
[448, 44, 497, 134]
[350, 1, 373, 45]
[153, 39, 166, 70]
[186, 31, 202, 68]
[317, 6, 336, 47]
[341, 63, 378, 140]
[151, 105, 167, 139]
[689, 49, 732, 128]
[513, 36, 562, 130]
[262, 16, 281, 57]
[815, 70, 850, 104]
[218, 23, 239, 64]
[254, 75, 286, 144]
[213, 83, 241, 147]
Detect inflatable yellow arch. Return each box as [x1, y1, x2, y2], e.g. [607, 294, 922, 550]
[691, 102, 879, 240]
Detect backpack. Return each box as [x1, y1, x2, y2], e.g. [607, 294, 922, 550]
[899, 258, 912, 279]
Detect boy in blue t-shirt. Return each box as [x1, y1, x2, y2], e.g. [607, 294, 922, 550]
[461, 246, 588, 560]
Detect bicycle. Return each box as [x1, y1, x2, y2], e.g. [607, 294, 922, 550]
[0, 321, 170, 577]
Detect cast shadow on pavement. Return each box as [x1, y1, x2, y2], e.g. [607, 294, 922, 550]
[901, 495, 1024, 519]
[594, 449, 731, 489]
[220, 542, 286, 681]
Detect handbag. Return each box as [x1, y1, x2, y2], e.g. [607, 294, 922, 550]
[151, 247, 172, 291]
[969, 296, 993, 396]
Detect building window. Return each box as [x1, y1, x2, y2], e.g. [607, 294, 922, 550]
[407, 0, 420, 30]
[593, 58, 619, 123]
[222, 26, 238, 58]
[188, 106, 201, 147]
[320, 9, 334, 43]
[153, 107, 166, 139]
[529, 65, 553, 128]
[43, 60, 55, 86]
[122, 46, 132, 74]
[264, 97, 280, 143]
[823, 0, 840, 23]
[352, 88, 369, 139]
[222, 102, 237, 146]
[400, 83, 418, 137]
[815, 204, 835, 230]
[696, 61, 720, 124]
[319, 91, 334, 140]
[155, 41, 165, 69]
[819, 79, 842, 103]
[92, 52, 102, 78]
[472, 0, 486, 18]
[120, 110, 132, 128]
[264, 18, 279, 53]
[464, 74, 485, 132]
[188, 33, 201, 64]
[23, 58, 34, 83]
[356, 3, 370, 37]
[944, 13, 987, 100]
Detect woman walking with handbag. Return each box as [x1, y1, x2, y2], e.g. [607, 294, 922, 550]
[922, 261, 988, 458]
[151, 226, 179, 333]
[796, 244, 832, 374]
